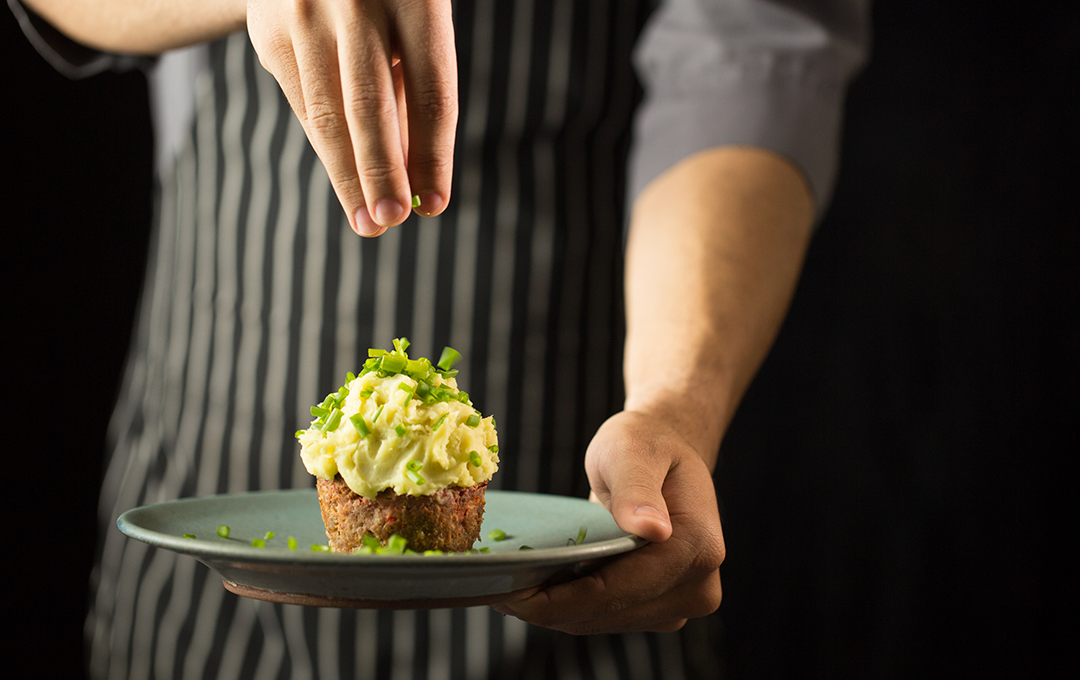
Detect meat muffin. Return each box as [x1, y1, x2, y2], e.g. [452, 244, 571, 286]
[297, 338, 499, 552]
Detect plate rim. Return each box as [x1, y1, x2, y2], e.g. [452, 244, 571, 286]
[117, 488, 646, 568]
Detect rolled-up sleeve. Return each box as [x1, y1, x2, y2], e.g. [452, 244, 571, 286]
[630, 0, 871, 216]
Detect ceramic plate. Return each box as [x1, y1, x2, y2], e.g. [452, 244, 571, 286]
[116, 489, 645, 609]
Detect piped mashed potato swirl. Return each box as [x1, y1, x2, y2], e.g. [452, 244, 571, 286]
[298, 340, 498, 499]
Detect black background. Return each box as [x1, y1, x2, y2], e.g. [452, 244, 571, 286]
[5, 2, 1075, 678]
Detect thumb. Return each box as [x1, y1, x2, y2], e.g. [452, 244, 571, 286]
[587, 420, 674, 543]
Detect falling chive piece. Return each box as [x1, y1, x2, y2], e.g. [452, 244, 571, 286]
[264, 531, 275, 540]
[288, 536, 298, 550]
[412, 194, 421, 208]
[217, 525, 230, 538]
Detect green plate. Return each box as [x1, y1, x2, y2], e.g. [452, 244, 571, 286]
[116, 489, 645, 609]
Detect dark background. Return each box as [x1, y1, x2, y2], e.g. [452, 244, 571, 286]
[5, 1, 1075, 678]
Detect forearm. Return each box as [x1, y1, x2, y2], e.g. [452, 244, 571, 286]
[623, 146, 815, 469]
[22, 0, 247, 54]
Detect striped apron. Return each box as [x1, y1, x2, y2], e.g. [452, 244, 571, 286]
[86, 1, 724, 677]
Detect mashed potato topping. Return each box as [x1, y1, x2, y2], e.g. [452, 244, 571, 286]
[298, 339, 499, 499]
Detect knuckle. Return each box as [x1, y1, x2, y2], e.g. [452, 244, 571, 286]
[304, 101, 347, 136]
[349, 85, 398, 121]
[356, 159, 400, 185]
[287, 0, 317, 22]
[408, 148, 454, 178]
[693, 528, 726, 572]
[409, 85, 458, 123]
[695, 575, 724, 617]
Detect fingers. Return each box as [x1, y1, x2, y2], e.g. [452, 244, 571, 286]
[249, 0, 458, 238]
[493, 537, 724, 635]
[393, 0, 458, 216]
[336, 3, 412, 235]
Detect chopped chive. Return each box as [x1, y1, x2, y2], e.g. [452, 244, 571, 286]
[465, 413, 481, 428]
[575, 526, 588, 544]
[295, 430, 304, 440]
[216, 525, 230, 538]
[412, 194, 421, 208]
[361, 533, 381, 550]
[264, 531, 275, 540]
[393, 337, 410, 355]
[405, 468, 425, 485]
[488, 445, 499, 453]
[488, 529, 507, 541]
[368, 348, 387, 357]
[395, 423, 407, 437]
[350, 414, 370, 437]
[380, 354, 407, 373]
[311, 544, 331, 552]
[310, 405, 329, 418]
[405, 358, 430, 379]
[469, 451, 482, 467]
[385, 534, 408, 554]
[478, 547, 490, 553]
[323, 408, 343, 432]
[182, 533, 196, 539]
[346, 371, 357, 382]
[251, 538, 266, 548]
[432, 412, 448, 431]
[437, 347, 462, 370]
[360, 387, 374, 398]
[423, 550, 444, 556]
[373, 404, 385, 423]
[288, 536, 298, 550]
[519, 545, 534, 550]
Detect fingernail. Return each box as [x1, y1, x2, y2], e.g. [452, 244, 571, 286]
[354, 208, 381, 236]
[374, 199, 404, 226]
[635, 505, 669, 525]
[416, 192, 444, 216]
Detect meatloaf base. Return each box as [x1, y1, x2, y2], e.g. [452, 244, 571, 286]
[316, 476, 487, 553]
